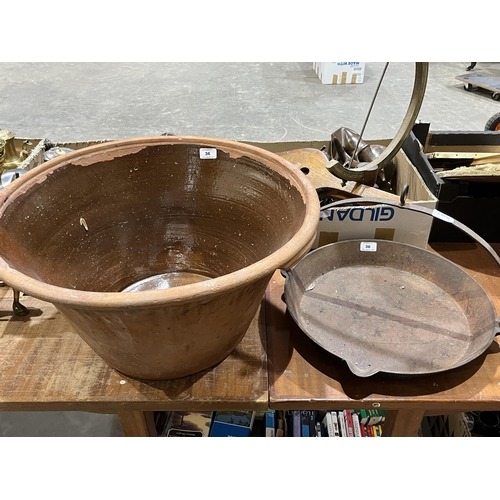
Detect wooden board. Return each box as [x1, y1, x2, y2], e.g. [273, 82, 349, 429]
[266, 243, 500, 414]
[0, 289, 269, 412]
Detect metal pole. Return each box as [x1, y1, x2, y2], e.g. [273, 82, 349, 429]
[348, 62, 390, 169]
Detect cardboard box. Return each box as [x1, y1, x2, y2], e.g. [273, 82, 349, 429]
[404, 126, 500, 242]
[313, 62, 365, 84]
[247, 138, 438, 249]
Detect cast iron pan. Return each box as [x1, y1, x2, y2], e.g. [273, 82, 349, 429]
[283, 197, 500, 377]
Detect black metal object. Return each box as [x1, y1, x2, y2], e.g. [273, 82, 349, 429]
[426, 130, 500, 148]
[0, 281, 29, 316]
[403, 128, 500, 242]
[485, 112, 500, 132]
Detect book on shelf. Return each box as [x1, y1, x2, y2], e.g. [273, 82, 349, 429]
[352, 412, 362, 437]
[344, 409, 355, 437]
[300, 410, 317, 437]
[209, 411, 255, 437]
[300, 410, 311, 437]
[367, 410, 386, 426]
[265, 411, 275, 437]
[284, 410, 302, 437]
[359, 409, 371, 426]
[357, 409, 386, 427]
[320, 411, 340, 437]
[330, 411, 340, 437]
[321, 412, 334, 437]
[338, 411, 347, 437]
[275, 411, 285, 437]
[315, 422, 322, 437]
[360, 423, 367, 437]
[293, 410, 301, 437]
[161, 411, 213, 437]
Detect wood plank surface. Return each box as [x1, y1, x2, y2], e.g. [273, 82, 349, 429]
[267, 242, 500, 413]
[0, 289, 268, 412]
[3, 241, 500, 434]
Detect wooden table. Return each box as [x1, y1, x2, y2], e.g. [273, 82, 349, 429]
[0, 290, 268, 436]
[1, 242, 499, 437]
[266, 242, 500, 436]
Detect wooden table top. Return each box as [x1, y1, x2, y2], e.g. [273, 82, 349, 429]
[0, 289, 268, 412]
[266, 242, 500, 413]
[2, 242, 499, 417]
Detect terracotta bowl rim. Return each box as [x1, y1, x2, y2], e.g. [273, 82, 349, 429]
[0, 135, 320, 309]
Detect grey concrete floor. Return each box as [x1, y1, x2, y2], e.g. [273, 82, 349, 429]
[1, 62, 500, 143]
[0, 61, 499, 437]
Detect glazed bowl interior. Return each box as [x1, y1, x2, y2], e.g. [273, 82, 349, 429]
[0, 138, 316, 296]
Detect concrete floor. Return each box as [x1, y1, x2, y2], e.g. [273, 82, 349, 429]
[0, 61, 499, 436]
[2, 62, 500, 143]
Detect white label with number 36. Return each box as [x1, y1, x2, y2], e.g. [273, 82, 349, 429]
[200, 148, 217, 159]
[360, 242, 377, 252]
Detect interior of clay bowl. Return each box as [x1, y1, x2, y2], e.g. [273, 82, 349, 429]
[0, 137, 318, 297]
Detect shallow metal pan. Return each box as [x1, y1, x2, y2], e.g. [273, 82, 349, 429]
[284, 197, 500, 377]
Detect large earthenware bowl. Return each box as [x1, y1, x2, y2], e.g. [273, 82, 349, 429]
[0, 136, 319, 379]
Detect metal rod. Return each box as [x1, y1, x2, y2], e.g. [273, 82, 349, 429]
[348, 62, 390, 169]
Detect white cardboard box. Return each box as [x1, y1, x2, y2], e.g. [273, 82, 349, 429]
[313, 62, 365, 84]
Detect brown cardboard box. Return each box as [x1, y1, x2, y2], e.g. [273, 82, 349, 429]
[247, 139, 437, 249]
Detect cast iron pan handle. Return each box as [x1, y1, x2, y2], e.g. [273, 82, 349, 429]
[320, 187, 500, 268]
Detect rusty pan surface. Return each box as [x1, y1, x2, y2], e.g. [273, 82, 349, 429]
[284, 239, 500, 377]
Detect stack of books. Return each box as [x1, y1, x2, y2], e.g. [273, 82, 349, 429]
[154, 410, 257, 437]
[153, 409, 386, 437]
[275, 409, 386, 437]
